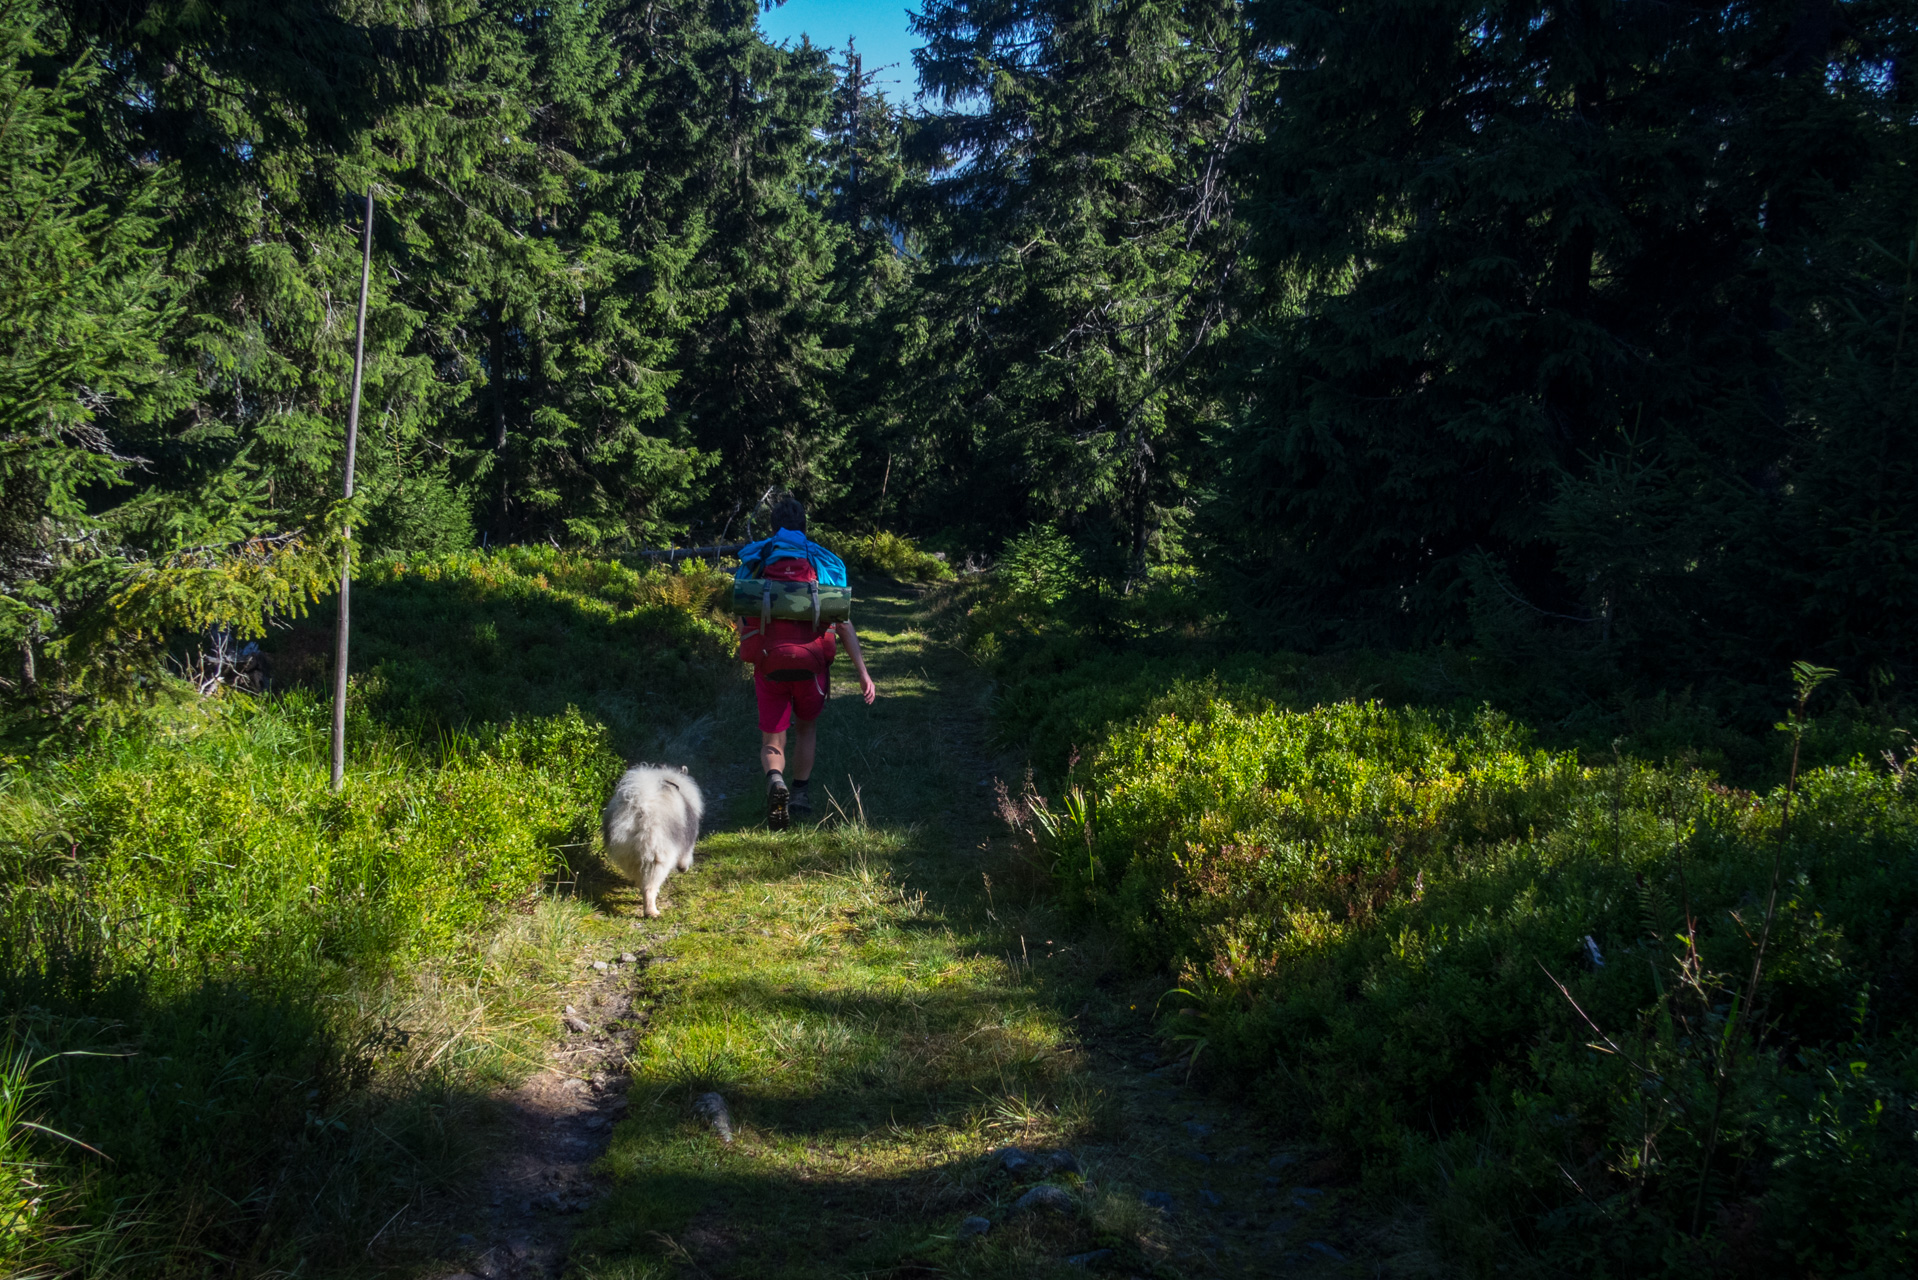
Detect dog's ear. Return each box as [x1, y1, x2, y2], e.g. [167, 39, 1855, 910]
[678, 765, 689, 775]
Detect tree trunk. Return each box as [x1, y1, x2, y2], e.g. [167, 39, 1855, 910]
[1127, 451, 1151, 593]
[492, 300, 510, 536]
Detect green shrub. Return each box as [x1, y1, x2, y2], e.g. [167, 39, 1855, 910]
[0, 543, 737, 1273]
[828, 530, 955, 583]
[998, 524, 1081, 606]
[1072, 691, 1578, 964]
[0, 693, 624, 1271]
[1046, 688, 1918, 1275]
[939, 524, 1097, 664]
[6, 693, 617, 976]
[265, 545, 736, 751]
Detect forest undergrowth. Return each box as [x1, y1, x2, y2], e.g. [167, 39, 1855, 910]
[955, 535, 1918, 1277]
[2, 0, 1913, 1271]
[0, 550, 736, 1276]
[5, 539, 1917, 1279]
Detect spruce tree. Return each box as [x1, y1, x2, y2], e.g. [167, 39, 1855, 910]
[440, 0, 714, 547]
[1218, 0, 1918, 685]
[822, 39, 925, 531]
[902, 0, 1250, 579]
[1, 3, 332, 715]
[644, 8, 850, 526]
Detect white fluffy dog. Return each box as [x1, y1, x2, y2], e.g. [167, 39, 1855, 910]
[601, 764, 705, 917]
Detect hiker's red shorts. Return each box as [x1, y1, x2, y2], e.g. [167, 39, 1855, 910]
[755, 673, 825, 733]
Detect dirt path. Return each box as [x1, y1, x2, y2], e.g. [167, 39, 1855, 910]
[433, 963, 646, 1280]
[432, 581, 1394, 1280]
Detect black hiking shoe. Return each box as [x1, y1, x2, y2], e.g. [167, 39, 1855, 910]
[789, 784, 813, 819]
[767, 772, 790, 832]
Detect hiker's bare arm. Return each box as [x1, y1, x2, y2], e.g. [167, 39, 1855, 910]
[835, 621, 876, 704]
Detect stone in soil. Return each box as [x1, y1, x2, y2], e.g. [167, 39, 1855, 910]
[1141, 1191, 1174, 1212]
[1014, 1185, 1074, 1214]
[996, 1145, 1033, 1176]
[1042, 1149, 1081, 1174]
[958, 1215, 991, 1237]
[691, 1091, 735, 1142]
[1066, 1249, 1113, 1266]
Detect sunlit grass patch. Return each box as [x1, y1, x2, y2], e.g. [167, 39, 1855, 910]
[561, 582, 1183, 1278]
[584, 821, 1114, 1243]
[347, 894, 600, 1088]
[692, 823, 911, 889]
[5, 693, 619, 982]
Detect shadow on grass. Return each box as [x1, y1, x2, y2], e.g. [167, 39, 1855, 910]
[264, 561, 736, 756]
[3, 915, 503, 1278]
[577, 1118, 1148, 1280]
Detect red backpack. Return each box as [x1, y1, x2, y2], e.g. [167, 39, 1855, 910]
[736, 551, 838, 687]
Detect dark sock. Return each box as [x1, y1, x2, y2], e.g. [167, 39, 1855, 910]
[792, 778, 809, 790]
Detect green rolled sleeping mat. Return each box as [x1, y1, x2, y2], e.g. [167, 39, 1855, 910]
[730, 578, 853, 627]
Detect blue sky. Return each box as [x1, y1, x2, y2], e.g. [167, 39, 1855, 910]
[757, 0, 924, 97]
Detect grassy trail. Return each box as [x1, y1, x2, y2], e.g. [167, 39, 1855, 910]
[548, 583, 1374, 1279]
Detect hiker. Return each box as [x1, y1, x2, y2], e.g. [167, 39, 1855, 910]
[732, 495, 875, 830]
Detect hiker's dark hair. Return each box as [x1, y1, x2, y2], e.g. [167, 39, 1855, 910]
[768, 493, 807, 533]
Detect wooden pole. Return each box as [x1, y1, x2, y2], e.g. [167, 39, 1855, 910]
[331, 191, 374, 793]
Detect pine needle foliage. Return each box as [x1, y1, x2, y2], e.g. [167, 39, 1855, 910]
[1214, 0, 1918, 690]
[896, 0, 1251, 580]
[0, 2, 336, 727]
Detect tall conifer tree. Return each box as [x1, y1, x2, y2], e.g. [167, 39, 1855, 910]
[903, 0, 1250, 578]
[1218, 0, 1917, 684]
[822, 40, 925, 530]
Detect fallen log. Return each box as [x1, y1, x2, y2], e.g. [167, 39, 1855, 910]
[630, 543, 745, 563]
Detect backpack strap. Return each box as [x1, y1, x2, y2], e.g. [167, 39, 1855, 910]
[809, 581, 820, 634]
